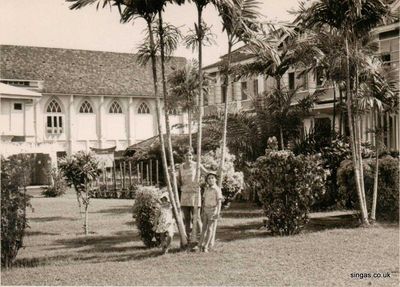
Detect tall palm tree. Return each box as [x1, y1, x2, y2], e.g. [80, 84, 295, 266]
[68, 0, 188, 246]
[297, 0, 390, 225]
[214, 0, 261, 185]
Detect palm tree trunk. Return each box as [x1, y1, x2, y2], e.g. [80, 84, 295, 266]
[333, 82, 337, 134]
[276, 76, 285, 150]
[339, 87, 343, 136]
[218, 41, 233, 187]
[158, 12, 182, 213]
[192, 5, 205, 242]
[371, 108, 379, 222]
[188, 109, 192, 151]
[345, 35, 369, 225]
[147, 18, 187, 247]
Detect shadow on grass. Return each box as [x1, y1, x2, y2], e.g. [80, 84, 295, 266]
[306, 213, 360, 232]
[93, 205, 133, 215]
[30, 216, 79, 222]
[26, 230, 60, 236]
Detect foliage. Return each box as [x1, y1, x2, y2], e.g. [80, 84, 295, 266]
[59, 151, 101, 234]
[59, 151, 101, 197]
[41, 168, 68, 197]
[337, 156, 399, 221]
[1, 155, 32, 267]
[253, 149, 327, 235]
[132, 186, 162, 247]
[201, 148, 244, 208]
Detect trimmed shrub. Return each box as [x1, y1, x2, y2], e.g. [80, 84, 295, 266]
[337, 156, 399, 221]
[1, 156, 32, 268]
[253, 149, 327, 236]
[201, 148, 244, 208]
[132, 186, 162, 247]
[41, 168, 68, 197]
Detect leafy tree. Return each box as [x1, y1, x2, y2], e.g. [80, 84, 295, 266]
[59, 151, 101, 235]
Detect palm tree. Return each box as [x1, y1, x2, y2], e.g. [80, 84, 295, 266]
[358, 65, 396, 222]
[68, 0, 188, 246]
[168, 61, 211, 152]
[214, 0, 261, 185]
[233, 23, 319, 149]
[297, 0, 391, 225]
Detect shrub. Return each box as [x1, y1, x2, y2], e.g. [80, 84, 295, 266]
[132, 186, 162, 247]
[1, 156, 32, 268]
[201, 148, 244, 208]
[253, 149, 327, 236]
[337, 156, 399, 221]
[41, 168, 68, 197]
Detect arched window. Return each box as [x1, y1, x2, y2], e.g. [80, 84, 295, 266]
[79, 100, 93, 113]
[138, 102, 150, 114]
[168, 108, 179, 115]
[46, 99, 62, 113]
[46, 99, 63, 135]
[109, 100, 123, 114]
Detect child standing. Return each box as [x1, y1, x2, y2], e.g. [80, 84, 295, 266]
[198, 172, 223, 252]
[153, 192, 174, 254]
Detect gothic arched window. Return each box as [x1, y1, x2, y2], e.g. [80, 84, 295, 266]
[138, 102, 150, 114]
[46, 98, 63, 135]
[79, 100, 93, 113]
[109, 100, 123, 114]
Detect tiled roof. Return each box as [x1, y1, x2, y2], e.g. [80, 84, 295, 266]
[0, 45, 186, 96]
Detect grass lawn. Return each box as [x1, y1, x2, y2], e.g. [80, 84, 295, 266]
[1, 189, 399, 286]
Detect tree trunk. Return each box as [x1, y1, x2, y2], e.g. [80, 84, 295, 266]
[332, 82, 337, 134]
[276, 76, 285, 150]
[371, 108, 379, 222]
[158, 12, 182, 213]
[339, 87, 343, 136]
[218, 41, 233, 187]
[188, 109, 192, 152]
[147, 18, 188, 247]
[345, 36, 369, 225]
[192, 5, 205, 242]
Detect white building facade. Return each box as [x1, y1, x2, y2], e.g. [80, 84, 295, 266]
[0, 45, 187, 165]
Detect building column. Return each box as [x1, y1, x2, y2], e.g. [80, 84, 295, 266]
[128, 97, 135, 145]
[68, 95, 74, 154]
[98, 96, 105, 148]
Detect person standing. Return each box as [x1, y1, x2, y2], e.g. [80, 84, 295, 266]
[178, 151, 208, 243]
[198, 172, 223, 252]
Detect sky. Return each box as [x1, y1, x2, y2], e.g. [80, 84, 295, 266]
[0, 0, 299, 66]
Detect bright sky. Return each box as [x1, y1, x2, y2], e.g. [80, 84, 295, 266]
[0, 0, 299, 66]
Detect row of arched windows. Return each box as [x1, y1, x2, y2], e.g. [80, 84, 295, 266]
[46, 99, 151, 114]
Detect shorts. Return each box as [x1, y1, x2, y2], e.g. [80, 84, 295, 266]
[202, 206, 218, 221]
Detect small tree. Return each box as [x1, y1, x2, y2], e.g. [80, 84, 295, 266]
[1, 155, 32, 268]
[59, 151, 101, 235]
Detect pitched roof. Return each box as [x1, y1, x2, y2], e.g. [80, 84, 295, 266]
[0, 45, 186, 97]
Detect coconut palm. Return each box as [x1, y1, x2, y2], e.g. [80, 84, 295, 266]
[297, 0, 391, 225]
[68, 0, 188, 246]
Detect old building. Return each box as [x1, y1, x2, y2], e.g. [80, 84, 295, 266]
[0, 45, 187, 165]
[203, 4, 399, 151]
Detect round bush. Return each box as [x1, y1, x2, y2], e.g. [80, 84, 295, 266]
[337, 156, 399, 221]
[41, 168, 67, 197]
[253, 149, 327, 236]
[132, 186, 162, 247]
